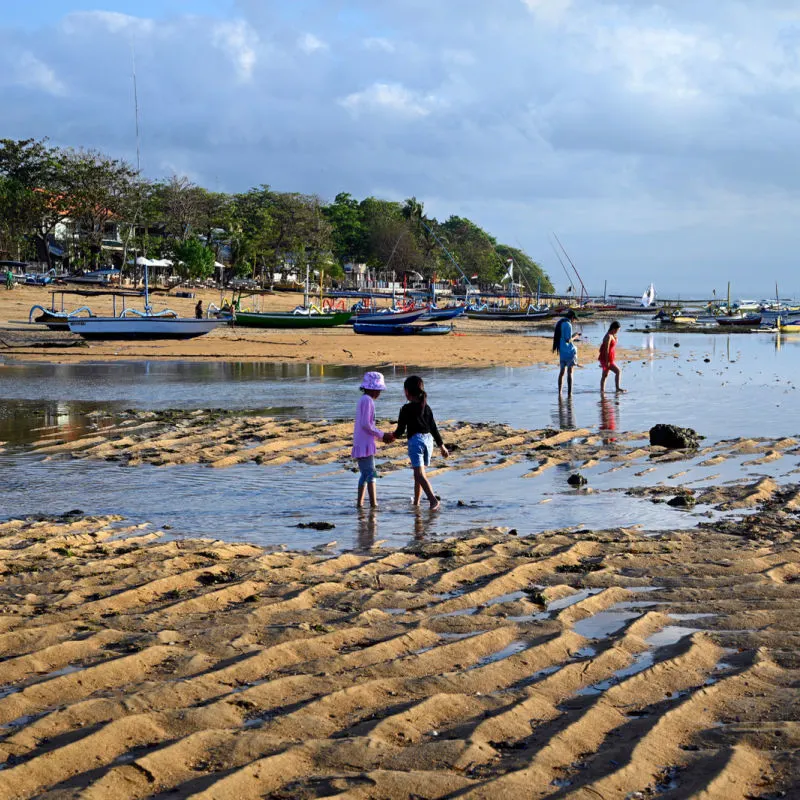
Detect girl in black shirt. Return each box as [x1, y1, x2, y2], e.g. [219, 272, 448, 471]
[391, 375, 449, 510]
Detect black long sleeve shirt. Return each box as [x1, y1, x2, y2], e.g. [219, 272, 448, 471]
[395, 402, 443, 447]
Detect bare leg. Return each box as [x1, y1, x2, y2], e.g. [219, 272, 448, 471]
[566, 366, 574, 396]
[600, 367, 609, 393]
[413, 466, 439, 510]
[413, 474, 422, 506]
[367, 481, 378, 508]
[356, 483, 366, 508]
[558, 366, 566, 394]
[611, 364, 624, 391]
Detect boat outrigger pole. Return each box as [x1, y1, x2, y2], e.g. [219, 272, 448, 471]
[552, 233, 588, 304]
[421, 221, 474, 291]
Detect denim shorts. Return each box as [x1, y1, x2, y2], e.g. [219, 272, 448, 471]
[357, 455, 378, 486]
[408, 433, 434, 468]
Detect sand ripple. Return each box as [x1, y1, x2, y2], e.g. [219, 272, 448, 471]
[0, 513, 797, 798]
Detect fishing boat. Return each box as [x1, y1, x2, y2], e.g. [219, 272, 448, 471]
[29, 288, 145, 331]
[613, 283, 657, 312]
[353, 322, 452, 336]
[231, 309, 352, 328]
[68, 315, 224, 339]
[67, 265, 225, 339]
[419, 305, 466, 322]
[466, 306, 551, 321]
[778, 321, 800, 333]
[352, 307, 429, 325]
[716, 313, 762, 327]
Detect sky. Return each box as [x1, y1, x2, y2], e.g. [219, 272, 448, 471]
[2, 0, 800, 297]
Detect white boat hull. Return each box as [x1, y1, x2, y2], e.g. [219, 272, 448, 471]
[68, 316, 225, 339]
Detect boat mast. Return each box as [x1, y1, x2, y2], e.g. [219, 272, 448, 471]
[553, 233, 588, 304]
[420, 220, 474, 291]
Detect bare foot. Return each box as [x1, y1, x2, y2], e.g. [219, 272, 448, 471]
[429, 499, 441, 511]
[616, 388, 627, 393]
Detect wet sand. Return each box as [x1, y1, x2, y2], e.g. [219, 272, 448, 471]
[0, 286, 628, 368]
[1, 414, 798, 797]
[0, 504, 796, 799]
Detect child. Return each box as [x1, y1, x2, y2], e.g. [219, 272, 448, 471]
[553, 309, 581, 396]
[599, 320, 625, 393]
[352, 371, 391, 508]
[392, 375, 449, 511]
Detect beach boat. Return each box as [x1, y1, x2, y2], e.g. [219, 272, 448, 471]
[351, 307, 428, 325]
[716, 313, 762, 327]
[67, 264, 224, 340]
[418, 305, 466, 322]
[778, 321, 800, 333]
[465, 307, 551, 321]
[353, 322, 452, 336]
[68, 316, 225, 339]
[231, 309, 352, 328]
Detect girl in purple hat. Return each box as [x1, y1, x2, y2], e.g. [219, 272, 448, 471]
[352, 371, 391, 508]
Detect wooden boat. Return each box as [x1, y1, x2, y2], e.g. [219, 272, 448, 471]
[778, 321, 800, 333]
[419, 306, 466, 322]
[232, 309, 352, 328]
[68, 315, 225, 339]
[352, 308, 428, 325]
[466, 307, 551, 321]
[353, 322, 452, 336]
[716, 313, 762, 326]
[67, 264, 224, 339]
[32, 307, 93, 331]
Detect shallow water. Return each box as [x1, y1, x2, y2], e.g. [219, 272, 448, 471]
[1, 319, 798, 549]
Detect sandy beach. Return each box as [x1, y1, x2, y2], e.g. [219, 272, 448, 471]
[0, 285, 627, 368]
[1, 288, 797, 798]
[1, 410, 798, 798]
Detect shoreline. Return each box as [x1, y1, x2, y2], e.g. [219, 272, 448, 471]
[1, 286, 638, 368]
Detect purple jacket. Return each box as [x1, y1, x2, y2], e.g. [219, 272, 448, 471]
[352, 394, 384, 458]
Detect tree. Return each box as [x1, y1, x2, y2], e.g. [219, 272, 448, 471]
[172, 238, 215, 281]
[60, 148, 138, 268]
[323, 192, 367, 264]
[0, 138, 70, 266]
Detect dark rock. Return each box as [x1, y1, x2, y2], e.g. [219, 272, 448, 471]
[674, 342, 680, 347]
[667, 494, 697, 508]
[296, 521, 336, 531]
[567, 473, 588, 486]
[649, 424, 701, 449]
[703, 358, 711, 363]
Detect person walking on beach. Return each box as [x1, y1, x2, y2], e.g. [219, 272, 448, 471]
[599, 320, 625, 393]
[5, 269, 13, 290]
[352, 371, 391, 508]
[392, 375, 449, 511]
[195, 299, 203, 319]
[553, 309, 581, 396]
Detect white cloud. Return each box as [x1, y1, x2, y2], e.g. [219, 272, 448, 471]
[212, 19, 259, 80]
[339, 82, 437, 117]
[14, 52, 67, 96]
[298, 33, 328, 54]
[521, 0, 572, 24]
[61, 10, 154, 36]
[363, 37, 396, 53]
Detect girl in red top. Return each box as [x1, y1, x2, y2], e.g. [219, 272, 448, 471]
[599, 320, 626, 393]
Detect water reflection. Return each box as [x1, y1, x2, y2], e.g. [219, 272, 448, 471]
[599, 397, 619, 443]
[357, 508, 378, 550]
[556, 397, 576, 430]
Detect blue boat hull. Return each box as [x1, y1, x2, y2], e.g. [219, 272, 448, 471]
[353, 322, 452, 336]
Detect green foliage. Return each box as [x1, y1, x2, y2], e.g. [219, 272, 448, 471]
[0, 137, 554, 291]
[172, 238, 215, 280]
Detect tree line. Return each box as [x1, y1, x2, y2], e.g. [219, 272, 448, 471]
[0, 138, 553, 291]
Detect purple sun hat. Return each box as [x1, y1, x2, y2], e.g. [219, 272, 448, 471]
[360, 371, 387, 391]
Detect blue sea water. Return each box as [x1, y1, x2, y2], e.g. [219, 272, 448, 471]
[1, 319, 798, 549]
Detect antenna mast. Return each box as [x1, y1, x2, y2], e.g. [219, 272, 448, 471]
[132, 44, 141, 173]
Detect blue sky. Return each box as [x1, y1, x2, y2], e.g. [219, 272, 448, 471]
[2, 0, 800, 297]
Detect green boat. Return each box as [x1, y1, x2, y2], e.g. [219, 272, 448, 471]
[232, 309, 353, 328]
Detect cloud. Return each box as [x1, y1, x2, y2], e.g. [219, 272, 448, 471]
[298, 33, 328, 53]
[212, 19, 259, 80]
[3, 0, 800, 293]
[339, 82, 438, 117]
